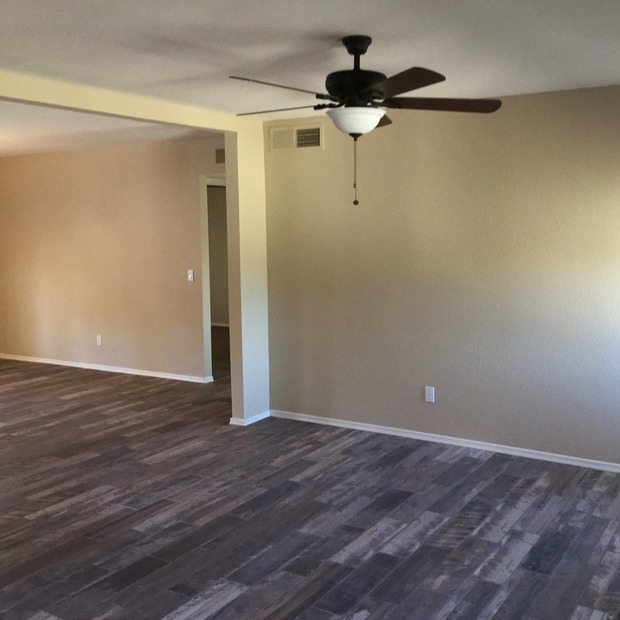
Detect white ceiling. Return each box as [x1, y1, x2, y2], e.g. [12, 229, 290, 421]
[1, 0, 619, 154]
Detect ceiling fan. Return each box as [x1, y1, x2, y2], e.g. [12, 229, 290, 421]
[231, 35, 502, 140]
[231, 35, 501, 204]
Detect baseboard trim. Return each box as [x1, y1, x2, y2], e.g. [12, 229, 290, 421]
[270, 409, 620, 474]
[211, 323, 230, 328]
[229, 410, 271, 427]
[0, 353, 213, 384]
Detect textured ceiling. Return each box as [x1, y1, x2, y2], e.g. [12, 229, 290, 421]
[0, 0, 619, 153]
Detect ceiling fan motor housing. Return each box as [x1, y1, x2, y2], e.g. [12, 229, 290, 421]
[325, 70, 387, 105]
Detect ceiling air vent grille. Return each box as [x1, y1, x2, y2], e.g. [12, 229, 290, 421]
[270, 125, 323, 150]
[296, 127, 321, 148]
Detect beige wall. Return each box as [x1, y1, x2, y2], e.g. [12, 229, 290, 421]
[265, 85, 620, 463]
[207, 185, 229, 325]
[0, 136, 224, 379]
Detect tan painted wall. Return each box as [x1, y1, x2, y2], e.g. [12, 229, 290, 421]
[265, 85, 620, 463]
[0, 136, 224, 379]
[207, 186, 229, 325]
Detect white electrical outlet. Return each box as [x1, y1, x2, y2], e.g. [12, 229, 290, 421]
[187, 269, 194, 282]
[96, 334, 102, 346]
[424, 386, 435, 403]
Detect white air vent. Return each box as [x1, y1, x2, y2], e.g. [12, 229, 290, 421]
[270, 125, 323, 150]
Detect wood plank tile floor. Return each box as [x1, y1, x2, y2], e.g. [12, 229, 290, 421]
[1, 358, 620, 619]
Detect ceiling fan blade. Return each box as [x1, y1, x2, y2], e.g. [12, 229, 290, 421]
[367, 67, 446, 99]
[230, 75, 337, 101]
[377, 114, 393, 128]
[383, 97, 502, 113]
[236, 105, 320, 117]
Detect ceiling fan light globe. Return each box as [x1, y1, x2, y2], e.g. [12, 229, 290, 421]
[327, 107, 385, 137]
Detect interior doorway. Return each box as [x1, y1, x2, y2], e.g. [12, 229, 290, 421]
[201, 178, 230, 379]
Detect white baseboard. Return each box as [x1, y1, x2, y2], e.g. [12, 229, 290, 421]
[0, 353, 213, 384]
[269, 409, 620, 474]
[211, 323, 230, 328]
[229, 410, 271, 427]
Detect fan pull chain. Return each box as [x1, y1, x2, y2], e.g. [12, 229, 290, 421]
[352, 137, 359, 205]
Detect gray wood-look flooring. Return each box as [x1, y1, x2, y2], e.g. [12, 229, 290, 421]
[1, 339, 620, 619]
